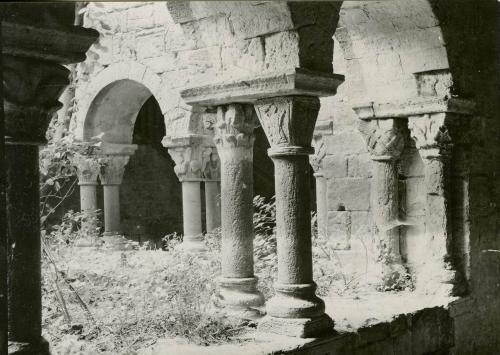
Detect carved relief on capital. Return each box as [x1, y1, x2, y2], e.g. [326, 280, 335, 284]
[310, 136, 327, 172]
[214, 104, 258, 150]
[72, 154, 101, 185]
[202, 146, 220, 180]
[408, 113, 452, 159]
[99, 155, 130, 185]
[254, 96, 320, 153]
[3, 55, 70, 144]
[168, 145, 203, 181]
[358, 119, 406, 161]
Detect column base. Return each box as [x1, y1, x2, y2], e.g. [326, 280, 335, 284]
[266, 283, 326, 319]
[8, 337, 50, 355]
[101, 233, 133, 251]
[180, 236, 207, 253]
[216, 277, 265, 320]
[258, 313, 335, 338]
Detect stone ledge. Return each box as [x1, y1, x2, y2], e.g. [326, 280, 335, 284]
[352, 97, 475, 120]
[162, 134, 214, 148]
[97, 142, 138, 156]
[180, 68, 345, 107]
[2, 21, 98, 64]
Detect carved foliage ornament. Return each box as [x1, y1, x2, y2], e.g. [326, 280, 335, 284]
[310, 136, 327, 172]
[408, 113, 452, 157]
[72, 154, 101, 185]
[168, 146, 203, 181]
[99, 155, 130, 185]
[201, 147, 220, 180]
[358, 120, 405, 160]
[214, 104, 258, 149]
[254, 96, 319, 153]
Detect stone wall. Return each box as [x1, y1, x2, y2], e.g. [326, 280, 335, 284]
[120, 145, 182, 246]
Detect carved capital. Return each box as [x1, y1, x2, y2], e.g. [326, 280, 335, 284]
[99, 155, 130, 185]
[310, 136, 327, 172]
[72, 154, 101, 185]
[254, 96, 319, 156]
[3, 56, 70, 144]
[408, 113, 452, 159]
[358, 119, 406, 161]
[201, 146, 220, 180]
[168, 145, 204, 181]
[213, 104, 258, 151]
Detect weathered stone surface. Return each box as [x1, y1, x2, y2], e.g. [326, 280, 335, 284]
[324, 155, 348, 178]
[347, 153, 372, 178]
[327, 211, 351, 250]
[181, 68, 344, 107]
[327, 178, 371, 211]
[324, 132, 367, 156]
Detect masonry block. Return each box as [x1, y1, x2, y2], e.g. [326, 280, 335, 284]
[347, 153, 372, 178]
[327, 211, 350, 250]
[350, 211, 372, 239]
[325, 132, 367, 156]
[328, 178, 371, 211]
[263, 31, 300, 73]
[324, 155, 348, 178]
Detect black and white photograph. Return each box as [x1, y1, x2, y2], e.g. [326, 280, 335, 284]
[1, 1, 499, 354]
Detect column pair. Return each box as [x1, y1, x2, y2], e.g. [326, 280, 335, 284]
[74, 152, 134, 248]
[180, 69, 344, 337]
[166, 139, 222, 252]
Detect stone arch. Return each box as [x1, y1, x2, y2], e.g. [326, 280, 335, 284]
[334, 0, 452, 104]
[75, 62, 169, 142]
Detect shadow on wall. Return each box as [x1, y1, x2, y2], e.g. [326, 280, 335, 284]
[120, 96, 182, 246]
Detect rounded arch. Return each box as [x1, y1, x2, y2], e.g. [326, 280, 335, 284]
[334, 0, 452, 104]
[74, 62, 167, 143]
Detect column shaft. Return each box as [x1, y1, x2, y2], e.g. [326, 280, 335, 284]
[205, 181, 221, 232]
[314, 173, 327, 238]
[80, 184, 98, 212]
[372, 159, 401, 263]
[220, 149, 254, 278]
[181, 181, 205, 251]
[7, 145, 41, 344]
[274, 155, 313, 285]
[102, 185, 121, 235]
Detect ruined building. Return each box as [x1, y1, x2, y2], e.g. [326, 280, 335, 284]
[2, 1, 499, 354]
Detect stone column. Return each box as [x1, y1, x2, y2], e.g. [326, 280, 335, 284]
[213, 104, 264, 318]
[408, 113, 455, 292]
[167, 144, 206, 252]
[358, 119, 406, 287]
[254, 96, 334, 337]
[99, 155, 130, 248]
[202, 146, 221, 232]
[311, 135, 328, 238]
[2, 12, 98, 353]
[73, 155, 100, 211]
[73, 155, 101, 246]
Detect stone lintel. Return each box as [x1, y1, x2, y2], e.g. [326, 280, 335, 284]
[181, 68, 345, 107]
[161, 134, 214, 149]
[2, 21, 99, 64]
[96, 142, 138, 156]
[353, 97, 475, 120]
